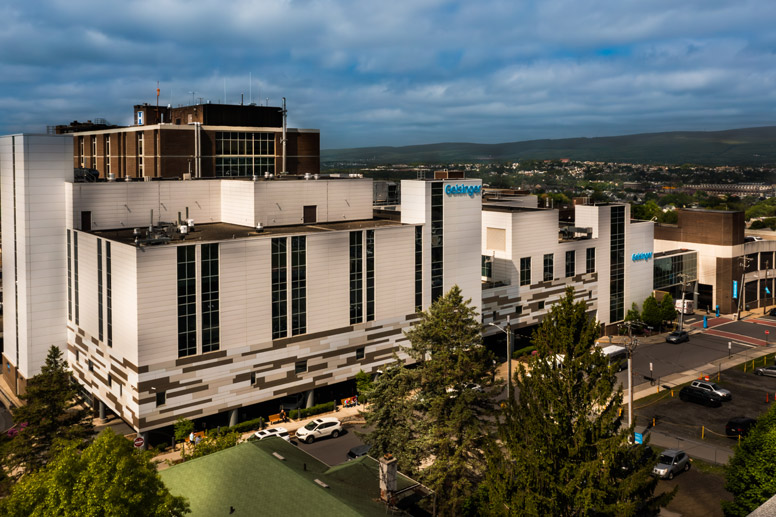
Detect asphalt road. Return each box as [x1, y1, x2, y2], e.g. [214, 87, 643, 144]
[293, 424, 369, 466]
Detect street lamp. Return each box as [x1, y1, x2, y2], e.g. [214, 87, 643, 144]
[489, 315, 514, 402]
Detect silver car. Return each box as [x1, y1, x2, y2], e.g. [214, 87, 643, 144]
[652, 449, 691, 480]
[755, 365, 776, 377]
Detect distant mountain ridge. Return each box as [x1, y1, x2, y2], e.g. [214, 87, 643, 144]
[322, 126, 776, 166]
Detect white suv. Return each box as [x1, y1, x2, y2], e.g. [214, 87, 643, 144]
[295, 417, 343, 444]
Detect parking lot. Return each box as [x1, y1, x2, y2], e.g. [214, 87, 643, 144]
[634, 361, 776, 453]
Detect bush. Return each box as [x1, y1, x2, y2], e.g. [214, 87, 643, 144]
[289, 401, 335, 420]
[511, 344, 536, 359]
[228, 417, 265, 434]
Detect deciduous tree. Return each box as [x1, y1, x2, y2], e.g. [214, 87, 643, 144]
[723, 403, 776, 516]
[0, 428, 189, 516]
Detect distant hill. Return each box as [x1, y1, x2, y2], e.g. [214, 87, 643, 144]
[322, 126, 776, 166]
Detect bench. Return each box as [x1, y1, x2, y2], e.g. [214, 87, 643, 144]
[341, 396, 358, 408]
[268, 413, 284, 425]
[184, 431, 206, 445]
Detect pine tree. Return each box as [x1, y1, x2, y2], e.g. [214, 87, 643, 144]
[481, 287, 665, 516]
[3, 346, 93, 477]
[362, 286, 497, 515]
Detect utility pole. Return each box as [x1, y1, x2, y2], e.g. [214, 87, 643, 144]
[678, 273, 688, 332]
[506, 316, 513, 402]
[737, 256, 752, 320]
[624, 322, 639, 430]
[765, 260, 770, 315]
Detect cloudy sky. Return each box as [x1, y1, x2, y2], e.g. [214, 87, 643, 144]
[2, 0, 775, 149]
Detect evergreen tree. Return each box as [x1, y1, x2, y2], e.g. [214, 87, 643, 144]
[0, 428, 189, 516]
[362, 286, 497, 515]
[481, 287, 665, 516]
[3, 346, 93, 477]
[624, 302, 641, 324]
[660, 294, 677, 325]
[723, 404, 776, 516]
[641, 295, 663, 330]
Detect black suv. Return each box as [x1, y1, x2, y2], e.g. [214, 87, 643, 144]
[679, 385, 722, 407]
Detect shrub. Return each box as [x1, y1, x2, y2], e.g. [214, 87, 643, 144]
[289, 401, 335, 420]
[511, 344, 536, 359]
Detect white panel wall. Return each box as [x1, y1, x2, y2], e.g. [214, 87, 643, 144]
[220, 181, 255, 226]
[481, 211, 515, 285]
[374, 226, 416, 319]
[110, 241, 139, 365]
[625, 219, 655, 313]
[307, 232, 350, 332]
[399, 181, 429, 225]
[443, 179, 483, 313]
[512, 210, 561, 286]
[0, 134, 72, 377]
[136, 247, 179, 365]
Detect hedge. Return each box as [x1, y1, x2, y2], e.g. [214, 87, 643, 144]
[511, 344, 536, 359]
[289, 401, 335, 420]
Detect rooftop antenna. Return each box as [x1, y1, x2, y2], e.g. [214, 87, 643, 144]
[249, 72, 252, 104]
[224, 79, 227, 104]
[156, 81, 160, 108]
[188, 91, 197, 105]
[266, 97, 269, 107]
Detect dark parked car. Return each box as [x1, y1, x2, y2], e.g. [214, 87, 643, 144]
[726, 417, 757, 438]
[679, 385, 722, 407]
[690, 380, 731, 401]
[346, 444, 372, 460]
[768, 307, 776, 317]
[754, 365, 776, 377]
[666, 330, 689, 344]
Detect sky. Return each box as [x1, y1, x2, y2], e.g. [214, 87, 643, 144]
[2, 0, 776, 149]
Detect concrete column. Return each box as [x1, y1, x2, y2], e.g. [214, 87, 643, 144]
[228, 409, 238, 427]
[305, 389, 315, 409]
[98, 400, 106, 421]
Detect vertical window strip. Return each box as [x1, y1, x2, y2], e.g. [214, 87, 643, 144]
[520, 257, 531, 286]
[586, 247, 595, 274]
[415, 226, 423, 311]
[291, 236, 307, 335]
[271, 238, 288, 339]
[202, 243, 220, 353]
[366, 230, 375, 322]
[177, 246, 197, 357]
[565, 250, 575, 278]
[67, 231, 72, 321]
[106, 242, 112, 347]
[97, 239, 103, 341]
[74, 232, 79, 325]
[543, 253, 553, 282]
[431, 183, 444, 301]
[350, 231, 363, 324]
[610, 206, 625, 322]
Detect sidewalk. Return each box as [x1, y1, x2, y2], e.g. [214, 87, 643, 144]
[151, 403, 366, 471]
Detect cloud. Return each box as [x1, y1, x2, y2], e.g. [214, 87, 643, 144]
[1, 0, 775, 149]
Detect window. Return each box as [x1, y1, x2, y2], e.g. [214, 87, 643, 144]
[202, 243, 220, 353]
[543, 253, 553, 282]
[565, 250, 575, 278]
[586, 247, 595, 274]
[177, 246, 197, 357]
[482, 256, 492, 278]
[538, 301, 545, 310]
[137, 133, 144, 176]
[215, 132, 275, 177]
[610, 206, 625, 322]
[520, 257, 531, 286]
[74, 232, 79, 325]
[366, 230, 375, 322]
[271, 238, 288, 339]
[291, 236, 306, 335]
[106, 242, 112, 347]
[431, 183, 444, 301]
[104, 137, 111, 176]
[515, 305, 523, 315]
[88, 360, 93, 372]
[356, 347, 365, 360]
[295, 360, 307, 374]
[415, 226, 423, 310]
[91, 137, 96, 168]
[156, 391, 166, 407]
[79, 137, 85, 167]
[350, 231, 363, 324]
[250, 372, 257, 385]
[108, 374, 112, 388]
[67, 230, 72, 321]
[75, 349, 79, 362]
[98, 239, 103, 341]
